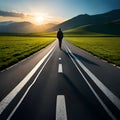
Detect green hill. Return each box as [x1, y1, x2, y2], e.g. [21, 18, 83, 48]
[64, 19, 120, 36]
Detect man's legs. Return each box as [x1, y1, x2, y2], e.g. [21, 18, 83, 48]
[59, 40, 62, 50]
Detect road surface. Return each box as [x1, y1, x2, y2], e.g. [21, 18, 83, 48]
[0, 40, 120, 120]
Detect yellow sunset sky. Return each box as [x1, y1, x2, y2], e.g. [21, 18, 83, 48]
[0, 11, 66, 25]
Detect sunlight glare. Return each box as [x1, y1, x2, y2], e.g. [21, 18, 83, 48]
[35, 16, 44, 25]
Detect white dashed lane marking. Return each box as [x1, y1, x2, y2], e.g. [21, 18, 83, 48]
[56, 95, 67, 120]
[58, 64, 63, 73]
[59, 58, 61, 60]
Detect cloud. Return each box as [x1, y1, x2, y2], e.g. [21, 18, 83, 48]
[0, 10, 28, 17]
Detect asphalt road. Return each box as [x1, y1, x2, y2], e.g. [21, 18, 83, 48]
[0, 40, 120, 120]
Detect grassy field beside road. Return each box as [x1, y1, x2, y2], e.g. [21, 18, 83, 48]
[65, 36, 120, 66]
[0, 36, 55, 70]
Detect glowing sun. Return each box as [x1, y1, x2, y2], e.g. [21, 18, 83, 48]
[35, 16, 44, 24]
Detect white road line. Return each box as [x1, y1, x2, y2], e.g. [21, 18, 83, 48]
[56, 95, 67, 120]
[59, 58, 61, 60]
[0, 46, 55, 115]
[58, 64, 63, 73]
[64, 44, 117, 120]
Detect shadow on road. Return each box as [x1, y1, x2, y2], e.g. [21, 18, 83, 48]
[73, 53, 99, 66]
[60, 73, 90, 103]
[61, 48, 99, 66]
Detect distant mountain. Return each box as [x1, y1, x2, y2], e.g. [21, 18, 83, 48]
[48, 9, 120, 35]
[40, 23, 57, 31]
[0, 21, 56, 33]
[0, 21, 37, 33]
[64, 19, 120, 36]
[0, 21, 14, 26]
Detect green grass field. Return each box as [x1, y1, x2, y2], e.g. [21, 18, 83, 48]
[0, 35, 55, 70]
[65, 36, 120, 66]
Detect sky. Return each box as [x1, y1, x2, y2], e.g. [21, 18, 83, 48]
[0, 0, 120, 25]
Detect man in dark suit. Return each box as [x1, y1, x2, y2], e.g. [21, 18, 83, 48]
[57, 28, 63, 50]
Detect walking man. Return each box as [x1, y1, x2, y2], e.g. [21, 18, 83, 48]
[57, 28, 63, 50]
